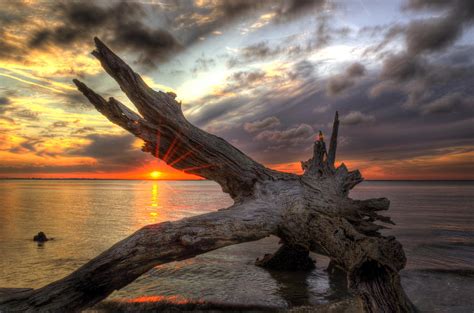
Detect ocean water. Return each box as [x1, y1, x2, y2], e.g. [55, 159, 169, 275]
[0, 180, 473, 312]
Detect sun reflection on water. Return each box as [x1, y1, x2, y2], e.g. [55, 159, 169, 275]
[149, 183, 159, 223]
[151, 183, 158, 207]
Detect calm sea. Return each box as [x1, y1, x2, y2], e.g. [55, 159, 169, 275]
[0, 180, 473, 312]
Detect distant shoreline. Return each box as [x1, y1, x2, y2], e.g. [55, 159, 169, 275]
[0, 178, 205, 181]
[0, 178, 472, 182]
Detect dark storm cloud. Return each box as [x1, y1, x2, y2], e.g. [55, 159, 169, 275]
[289, 60, 316, 80]
[0, 97, 11, 106]
[227, 16, 348, 68]
[179, 60, 473, 173]
[225, 0, 328, 22]
[9, 137, 43, 154]
[364, 1, 474, 117]
[255, 123, 314, 145]
[0, 31, 23, 61]
[187, 59, 321, 133]
[327, 77, 355, 96]
[405, 0, 474, 17]
[271, 0, 327, 22]
[0, 0, 336, 71]
[243, 116, 280, 133]
[191, 55, 216, 74]
[403, 0, 474, 55]
[110, 22, 181, 67]
[241, 42, 280, 59]
[405, 18, 462, 55]
[28, 1, 111, 48]
[0, 2, 26, 61]
[227, 41, 282, 67]
[314, 14, 331, 47]
[60, 89, 94, 111]
[346, 63, 366, 77]
[380, 53, 426, 82]
[0, 134, 150, 172]
[74, 134, 136, 159]
[373, 50, 474, 111]
[299, 13, 350, 54]
[187, 22, 473, 166]
[189, 97, 248, 127]
[366, 1, 474, 59]
[28, 1, 181, 67]
[24, 0, 330, 68]
[173, 0, 328, 43]
[218, 69, 268, 94]
[230, 70, 266, 86]
[72, 127, 95, 135]
[327, 62, 366, 96]
[217, 0, 262, 18]
[70, 134, 147, 171]
[339, 111, 375, 125]
[213, 57, 472, 164]
[421, 93, 474, 114]
[362, 24, 406, 57]
[0, 1, 26, 25]
[443, 45, 474, 65]
[404, 0, 453, 10]
[13, 109, 39, 121]
[0, 93, 18, 114]
[187, 70, 266, 127]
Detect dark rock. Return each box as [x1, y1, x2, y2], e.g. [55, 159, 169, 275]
[33, 232, 49, 242]
[256, 244, 315, 271]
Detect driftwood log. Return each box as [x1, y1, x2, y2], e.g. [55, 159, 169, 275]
[0, 38, 416, 313]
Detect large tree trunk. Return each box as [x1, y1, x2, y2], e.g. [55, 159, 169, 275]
[0, 38, 416, 313]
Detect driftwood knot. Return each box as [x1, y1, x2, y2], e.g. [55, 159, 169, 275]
[180, 235, 200, 246]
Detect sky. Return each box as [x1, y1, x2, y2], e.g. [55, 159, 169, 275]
[0, 0, 473, 180]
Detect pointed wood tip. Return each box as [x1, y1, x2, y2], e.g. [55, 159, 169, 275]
[72, 79, 86, 92]
[91, 37, 117, 63]
[93, 36, 101, 45]
[93, 37, 107, 51]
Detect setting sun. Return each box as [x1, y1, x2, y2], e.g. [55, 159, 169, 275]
[149, 171, 161, 179]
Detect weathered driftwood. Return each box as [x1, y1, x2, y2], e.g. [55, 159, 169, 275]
[0, 38, 416, 313]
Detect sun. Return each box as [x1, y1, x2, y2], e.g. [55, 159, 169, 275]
[149, 171, 161, 179]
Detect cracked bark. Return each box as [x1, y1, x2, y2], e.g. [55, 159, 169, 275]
[0, 38, 416, 313]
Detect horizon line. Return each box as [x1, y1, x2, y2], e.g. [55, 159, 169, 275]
[0, 178, 472, 182]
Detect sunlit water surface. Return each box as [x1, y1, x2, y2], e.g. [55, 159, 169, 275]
[0, 180, 473, 312]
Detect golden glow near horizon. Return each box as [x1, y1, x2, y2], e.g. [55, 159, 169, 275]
[149, 171, 161, 179]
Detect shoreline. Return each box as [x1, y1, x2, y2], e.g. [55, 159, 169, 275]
[1, 178, 473, 182]
[88, 297, 364, 313]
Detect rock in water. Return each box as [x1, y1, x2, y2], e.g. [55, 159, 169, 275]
[256, 244, 315, 271]
[33, 232, 48, 242]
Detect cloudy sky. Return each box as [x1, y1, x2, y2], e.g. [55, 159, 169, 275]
[0, 0, 473, 179]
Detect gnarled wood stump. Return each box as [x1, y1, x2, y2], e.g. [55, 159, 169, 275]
[0, 38, 416, 313]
